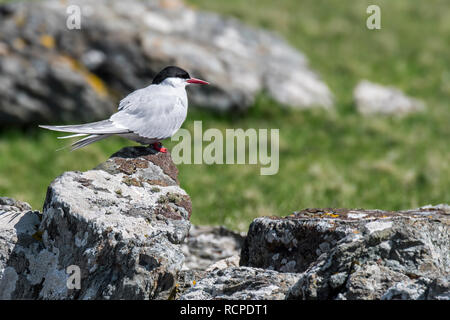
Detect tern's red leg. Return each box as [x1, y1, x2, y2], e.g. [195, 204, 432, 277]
[151, 142, 167, 153]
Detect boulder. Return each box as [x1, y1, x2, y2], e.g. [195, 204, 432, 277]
[0, 198, 42, 300]
[354, 80, 425, 115]
[0, 0, 333, 126]
[240, 206, 449, 299]
[0, 146, 192, 299]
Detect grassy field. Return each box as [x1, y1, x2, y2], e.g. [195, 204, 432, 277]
[1, 0, 449, 231]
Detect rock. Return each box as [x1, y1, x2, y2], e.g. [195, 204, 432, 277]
[0, 146, 192, 299]
[181, 225, 245, 271]
[0, 0, 333, 126]
[179, 266, 301, 300]
[0, 197, 33, 212]
[205, 255, 240, 272]
[381, 276, 450, 300]
[174, 269, 206, 299]
[0, 198, 42, 300]
[175, 225, 244, 299]
[2, 149, 448, 300]
[354, 80, 425, 115]
[241, 206, 449, 300]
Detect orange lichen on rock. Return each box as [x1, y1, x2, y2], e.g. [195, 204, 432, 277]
[324, 212, 340, 218]
[55, 55, 109, 97]
[39, 34, 55, 49]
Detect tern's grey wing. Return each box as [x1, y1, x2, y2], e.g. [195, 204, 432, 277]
[39, 119, 130, 134]
[118, 88, 146, 111]
[111, 92, 187, 141]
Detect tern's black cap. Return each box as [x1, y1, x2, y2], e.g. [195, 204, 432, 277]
[152, 66, 190, 84]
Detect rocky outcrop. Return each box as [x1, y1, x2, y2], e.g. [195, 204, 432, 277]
[175, 206, 448, 300]
[0, 0, 333, 126]
[241, 206, 449, 300]
[0, 147, 192, 299]
[354, 80, 425, 116]
[1, 149, 448, 300]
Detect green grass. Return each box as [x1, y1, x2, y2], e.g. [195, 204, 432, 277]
[1, 0, 449, 231]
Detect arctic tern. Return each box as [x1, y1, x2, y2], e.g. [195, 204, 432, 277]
[40, 66, 209, 152]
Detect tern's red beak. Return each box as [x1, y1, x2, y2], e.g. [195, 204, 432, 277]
[186, 78, 209, 85]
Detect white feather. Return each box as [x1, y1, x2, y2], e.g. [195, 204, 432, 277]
[57, 133, 88, 139]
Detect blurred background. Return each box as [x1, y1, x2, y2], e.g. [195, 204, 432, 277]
[0, 0, 449, 231]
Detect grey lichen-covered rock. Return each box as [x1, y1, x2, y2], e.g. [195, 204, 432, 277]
[205, 255, 240, 272]
[180, 266, 301, 300]
[0, 198, 42, 300]
[181, 225, 245, 271]
[381, 275, 450, 300]
[0, 0, 333, 125]
[0, 147, 192, 299]
[241, 206, 449, 300]
[354, 80, 425, 115]
[2, 151, 449, 301]
[175, 225, 244, 299]
[174, 268, 206, 299]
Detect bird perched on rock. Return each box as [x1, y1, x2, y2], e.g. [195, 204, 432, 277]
[40, 66, 208, 152]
